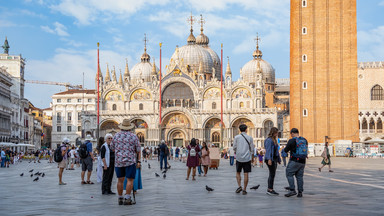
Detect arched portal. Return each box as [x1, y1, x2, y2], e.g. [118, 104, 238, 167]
[162, 82, 195, 108]
[204, 118, 224, 145]
[168, 129, 186, 147]
[231, 118, 255, 138]
[162, 112, 192, 146]
[131, 119, 148, 146]
[263, 120, 274, 138]
[100, 120, 119, 138]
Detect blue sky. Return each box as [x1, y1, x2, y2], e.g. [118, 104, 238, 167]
[1, 0, 383, 108]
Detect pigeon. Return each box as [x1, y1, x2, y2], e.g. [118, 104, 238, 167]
[148, 164, 151, 169]
[162, 170, 167, 174]
[163, 174, 166, 179]
[20, 173, 24, 176]
[250, 185, 260, 190]
[34, 172, 40, 176]
[42, 173, 45, 177]
[30, 174, 33, 177]
[33, 177, 39, 181]
[206, 185, 214, 192]
[155, 173, 160, 177]
[29, 169, 34, 173]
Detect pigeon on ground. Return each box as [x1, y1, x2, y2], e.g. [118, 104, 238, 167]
[155, 173, 160, 177]
[30, 174, 33, 177]
[29, 169, 34, 173]
[250, 185, 260, 190]
[206, 185, 214, 192]
[34, 172, 40, 176]
[20, 173, 24, 176]
[33, 177, 39, 181]
[162, 170, 167, 174]
[148, 164, 151, 169]
[163, 174, 166, 179]
[42, 173, 45, 177]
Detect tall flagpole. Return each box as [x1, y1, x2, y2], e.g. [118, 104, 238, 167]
[97, 42, 100, 140]
[220, 43, 223, 149]
[159, 42, 162, 144]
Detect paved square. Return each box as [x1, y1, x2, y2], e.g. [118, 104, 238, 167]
[0, 157, 383, 216]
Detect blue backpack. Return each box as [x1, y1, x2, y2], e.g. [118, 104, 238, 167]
[292, 137, 308, 159]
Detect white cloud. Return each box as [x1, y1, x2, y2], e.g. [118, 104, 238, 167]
[41, 22, 69, 36]
[357, 26, 384, 62]
[380, 1, 384, 6]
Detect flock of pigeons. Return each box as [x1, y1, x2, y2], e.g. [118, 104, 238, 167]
[19, 169, 45, 182]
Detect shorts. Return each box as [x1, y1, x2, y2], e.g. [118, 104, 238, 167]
[70, 158, 75, 164]
[81, 156, 93, 172]
[236, 161, 252, 173]
[115, 164, 136, 179]
[58, 159, 67, 168]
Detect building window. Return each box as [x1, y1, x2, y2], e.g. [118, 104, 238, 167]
[78, 112, 81, 120]
[78, 99, 81, 102]
[57, 99, 61, 103]
[303, 109, 308, 117]
[302, 27, 307, 35]
[137, 132, 145, 143]
[212, 102, 216, 110]
[88, 98, 92, 102]
[57, 113, 61, 121]
[212, 132, 220, 143]
[302, 54, 307, 62]
[239, 102, 244, 108]
[302, 81, 307, 89]
[67, 99, 71, 103]
[67, 112, 72, 121]
[57, 126, 61, 132]
[67, 126, 71, 132]
[112, 104, 117, 111]
[139, 103, 143, 110]
[302, 0, 307, 7]
[371, 85, 383, 100]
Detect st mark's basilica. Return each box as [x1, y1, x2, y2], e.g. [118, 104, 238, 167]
[87, 15, 279, 148]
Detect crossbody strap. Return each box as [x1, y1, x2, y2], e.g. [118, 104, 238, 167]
[240, 133, 252, 153]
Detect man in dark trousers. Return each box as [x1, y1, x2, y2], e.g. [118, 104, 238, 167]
[159, 140, 168, 171]
[284, 128, 308, 198]
[101, 133, 115, 195]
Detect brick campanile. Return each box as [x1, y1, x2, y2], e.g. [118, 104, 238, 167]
[290, 0, 359, 143]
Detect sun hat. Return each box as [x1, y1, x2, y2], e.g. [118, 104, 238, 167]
[118, 119, 135, 130]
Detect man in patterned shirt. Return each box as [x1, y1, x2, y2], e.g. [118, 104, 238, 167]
[110, 119, 141, 205]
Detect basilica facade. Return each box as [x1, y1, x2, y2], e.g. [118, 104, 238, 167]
[90, 22, 278, 148]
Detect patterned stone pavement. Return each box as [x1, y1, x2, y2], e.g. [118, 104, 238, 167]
[0, 157, 383, 216]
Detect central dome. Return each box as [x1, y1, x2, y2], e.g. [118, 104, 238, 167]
[131, 51, 159, 82]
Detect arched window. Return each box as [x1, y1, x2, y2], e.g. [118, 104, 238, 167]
[303, 109, 308, 117]
[302, 27, 307, 35]
[212, 102, 216, 110]
[112, 104, 117, 110]
[240, 102, 244, 108]
[139, 103, 143, 110]
[137, 132, 145, 143]
[362, 118, 367, 129]
[302, 0, 307, 7]
[371, 85, 383, 100]
[212, 132, 220, 143]
[302, 81, 307, 89]
[302, 54, 307, 62]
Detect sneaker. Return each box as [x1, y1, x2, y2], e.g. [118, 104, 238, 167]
[297, 192, 303, 197]
[123, 198, 132, 205]
[285, 191, 297, 197]
[235, 186, 243, 193]
[267, 190, 279, 196]
[118, 197, 124, 205]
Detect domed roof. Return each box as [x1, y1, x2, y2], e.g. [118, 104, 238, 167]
[241, 58, 275, 83]
[131, 52, 159, 82]
[196, 33, 209, 46]
[204, 46, 221, 79]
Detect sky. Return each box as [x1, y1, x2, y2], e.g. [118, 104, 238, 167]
[1, 0, 383, 108]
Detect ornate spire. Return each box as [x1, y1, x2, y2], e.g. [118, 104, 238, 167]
[198, 59, 203, 74]
[187, 12, 196, 45]
[118, 70, 123, 85]
[2, 37, 10, 54]
[199, 14, 205, 34]
[95, 64, 103, 81]
[112, 66, 117, 82]
[141, 34, 151, 62]
[226, 56, 232, 76]
[196, 14, 209, 46]
[152, 58, 157, 76]
[124, 58, 130, 77]
[105, 63, 111, 82]
[253, 33, 263, 59]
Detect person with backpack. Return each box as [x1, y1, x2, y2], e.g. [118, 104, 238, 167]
[233, 124, 254, 195]
[186, 138, 200, 181]
[264, 127, 281, 196]
[80, 135, 95, 185]
[159, 140, 168, 171]
[57, 138, 70, 185]
[283, 128, 308, 198]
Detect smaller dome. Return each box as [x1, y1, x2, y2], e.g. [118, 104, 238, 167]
[130, 62, 159, 82]
[196, 33, 209, 46]
[187, 32, 196, 44]
[253, 49, 263, 59]
[241, 58, 275, 84]
[141, 51, 150, 62]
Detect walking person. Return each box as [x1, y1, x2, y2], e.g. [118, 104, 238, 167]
[196, 139, 203, 176]
[264, 127, 281, 196]
[110, 119, 141, 205]
[228, 144, 235, 166]
[233, 124, 254, 195]
[318, 142, 333, 172]
[1, 148, 6, 167]
[80, 135, 95, 185]
[58, 138, 70, 185]
[186, 138, 200, 180]
[96, 137, 105, 183]
[159, 140, 168, 170]
[175, 147, 180, 161]
[201, 142, 211, 177]
[284, 128, 308, 198]
[101, 133, 115, 195]
[281, 147, 288, 167]
[258, 149, 264, 168]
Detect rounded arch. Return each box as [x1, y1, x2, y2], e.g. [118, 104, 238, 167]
[212, 131, 220, 143]
[161, 112, 192, 129]
[161, 77, 198, 98]
[230, 116, 255, 128]
[362, 118, 368, 129]
[203, 86, 223, 99]
[100, 119, 119, 131]
[103, 90, 124, 101]
[162, 81, 195, 101]
[364, 137, 372, 141]
[129, 117, 149, 129]
[137, 132, 145, 143]
[371, 84, 383, 100]
[230, 86, 254, 99]
[160, 109, 197, 128]
[203, 116, 225, 129]
[167, 127, 188, 147]
[129, 88, 152, 101]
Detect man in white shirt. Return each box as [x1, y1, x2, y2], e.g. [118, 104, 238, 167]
[233, 124, 254, 195]
[228, 144, 235, 166]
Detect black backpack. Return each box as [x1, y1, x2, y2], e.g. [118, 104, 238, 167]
[78, 143, 88, 159]
[54, 147, 63, 163]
